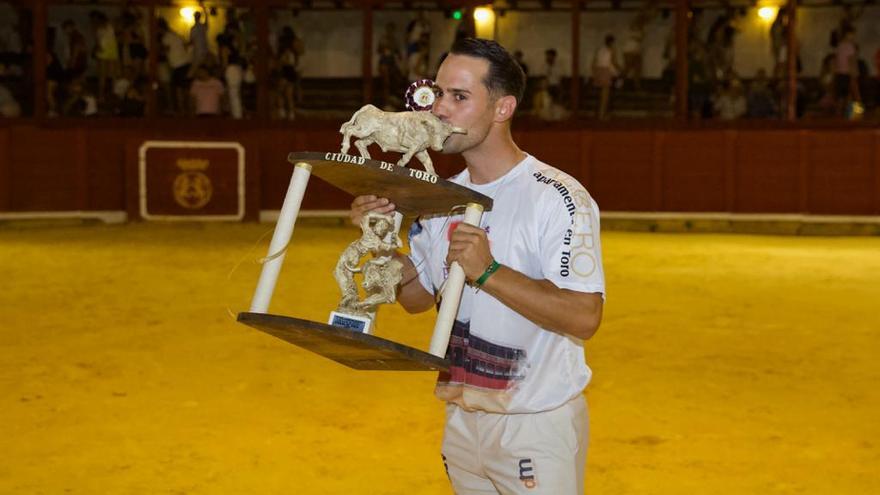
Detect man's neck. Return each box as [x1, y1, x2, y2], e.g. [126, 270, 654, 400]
[462, 128, 526, 185]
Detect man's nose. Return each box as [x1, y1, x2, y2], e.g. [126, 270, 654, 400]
[431, 96, 448, 121]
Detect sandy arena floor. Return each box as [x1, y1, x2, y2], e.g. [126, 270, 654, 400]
[1, 222, 878, 494]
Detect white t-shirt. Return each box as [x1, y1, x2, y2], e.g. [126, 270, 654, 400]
[162, 31, 190, 68]
[595, 45, 615, 69]
[408, 155, 605, 414]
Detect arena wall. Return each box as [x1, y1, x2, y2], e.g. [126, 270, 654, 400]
[1, 123, 879, 218]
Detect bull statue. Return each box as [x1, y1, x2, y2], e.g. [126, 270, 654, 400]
[339, 104, 466, 175]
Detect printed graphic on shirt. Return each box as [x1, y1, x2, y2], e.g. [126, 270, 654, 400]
[519, 458, 537, 489]
[532, 169, 599, 279]
[438, 319, 527, 390]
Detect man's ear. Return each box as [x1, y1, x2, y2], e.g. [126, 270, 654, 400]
[494, 95, 518, 123]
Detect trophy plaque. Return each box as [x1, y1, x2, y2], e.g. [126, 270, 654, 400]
[238, 98, 493, 371]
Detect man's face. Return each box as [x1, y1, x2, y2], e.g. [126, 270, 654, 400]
[431, 54, 495, 155]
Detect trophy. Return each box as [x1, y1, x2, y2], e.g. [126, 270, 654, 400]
[237, 82, 493, 371]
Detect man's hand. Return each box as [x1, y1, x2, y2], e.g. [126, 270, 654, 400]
[446, 223, 494, 283]
[349, 195, 396, 227]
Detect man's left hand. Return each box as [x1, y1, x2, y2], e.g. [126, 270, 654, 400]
[446, 223, 494, 283]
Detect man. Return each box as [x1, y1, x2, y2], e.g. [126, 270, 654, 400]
[541, 48, 561, 103]
[190, 0, 210, 72]
[158, 17, 191, 114]
[350, 38, 604, 494]
[833, 27, 857, 117]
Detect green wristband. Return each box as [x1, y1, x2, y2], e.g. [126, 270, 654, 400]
[474, 260, 501, 288]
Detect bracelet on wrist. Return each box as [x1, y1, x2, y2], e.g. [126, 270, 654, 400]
[473, 260, 501, 290]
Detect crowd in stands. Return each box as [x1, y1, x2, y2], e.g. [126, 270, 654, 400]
[0, 2, 878, 121]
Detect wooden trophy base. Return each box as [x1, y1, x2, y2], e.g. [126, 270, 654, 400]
[238, 152, 493, 371]
[238, 312, 449, 371]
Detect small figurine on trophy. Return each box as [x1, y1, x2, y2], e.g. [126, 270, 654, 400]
[329, 212, 404, 333]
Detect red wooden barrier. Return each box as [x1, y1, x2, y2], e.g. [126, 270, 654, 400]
[1, 124, 879, 217]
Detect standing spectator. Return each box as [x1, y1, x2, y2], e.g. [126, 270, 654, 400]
[834, 27, 858, 116]
[830, 4, 864, 48]
[770, 7, 787, 75]
[592, 35, 620, 120]
[190, 66, 224, 117]
[46, 27, 63, 117]
[225, 53, 244, 119]
[405, 10, 430, 66]
[190, 0, 210, 73]
[61, 20, 87, 83]
[542, 48, 561, 103]
[90, 10, 119, 104]
[217, 17, 242, 69]
[377, 22, 403, 109]
[0, 18, 23, 76]
[407, 40, 430, 82]
[622, 15, 646, 91]
[706, 10, 739, 81]
[119, 7, 148, 77]
[874, 48, 880, 114]
[276, 26, 303, 103]
[688, 41, 712, 119]
[818, 53, 837, 115]
[159, 17, 191, 115]
[276, 28, 300, 120]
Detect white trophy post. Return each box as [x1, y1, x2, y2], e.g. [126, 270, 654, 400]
[428, 202, 484, 357]
[249, 162, 312, 313]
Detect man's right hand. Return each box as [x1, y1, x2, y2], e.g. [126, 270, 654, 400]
[349, 195, 396, 226]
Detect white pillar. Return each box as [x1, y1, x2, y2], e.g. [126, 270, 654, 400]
[428, 202, 485, 357]
[249, 162, 312, 313]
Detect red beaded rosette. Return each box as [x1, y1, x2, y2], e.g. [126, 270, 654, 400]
[405, 79, 437, 111]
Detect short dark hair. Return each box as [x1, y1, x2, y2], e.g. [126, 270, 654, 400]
[449, 37, 526, 105]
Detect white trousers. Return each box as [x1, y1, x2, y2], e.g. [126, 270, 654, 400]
[441, 396, 589, 495]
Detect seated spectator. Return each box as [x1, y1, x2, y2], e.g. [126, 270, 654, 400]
[714, 78, 747, 120]
[113, 65, 137, 105]
[63, 79, 98, 117]
[190, 66, 224, 117]
[532, 76, 567, 121]
[747, 69, 778, 118]
[0, 83, 21, 117]
[118, 82, 145, 117]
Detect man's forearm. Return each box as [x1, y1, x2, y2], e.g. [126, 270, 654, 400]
[479, 265, 603, 340]
[387, 251, 434, 314]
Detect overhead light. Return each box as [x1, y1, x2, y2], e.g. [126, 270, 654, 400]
[758, 6, 777, 21]
[180, 6, 196, 24]
[474, 7, 493, 23]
